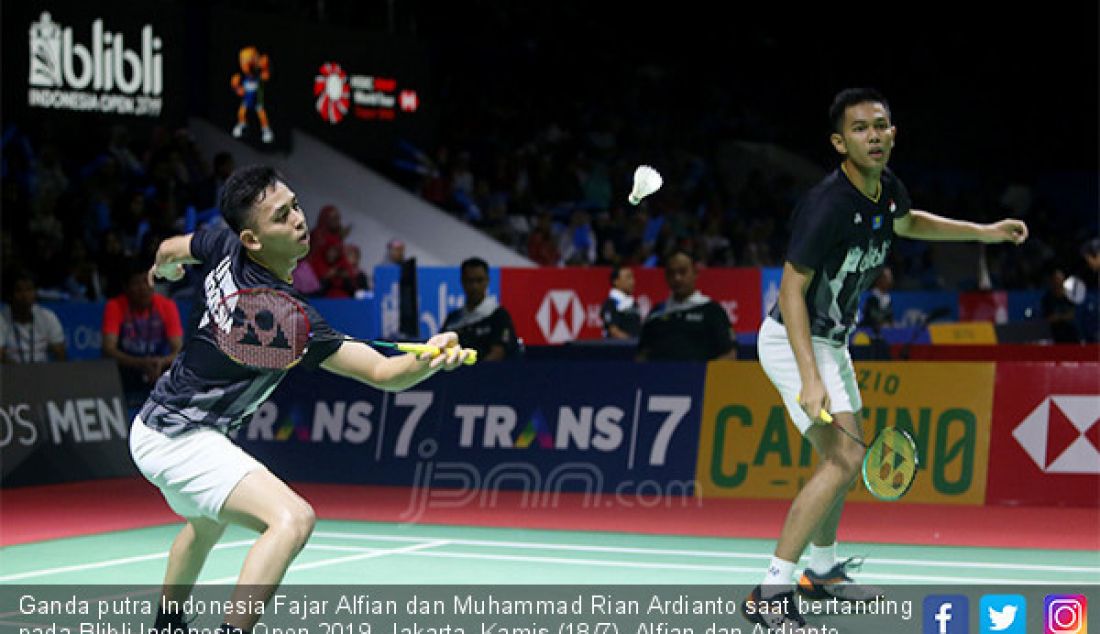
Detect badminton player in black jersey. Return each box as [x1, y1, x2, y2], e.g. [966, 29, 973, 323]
[744, 88, 1027, 630]
[133, 165, 473, 634]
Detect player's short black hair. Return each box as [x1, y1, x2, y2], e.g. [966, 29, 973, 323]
[461, 257, 490, 276]
[219, 165, 285, 234]
[1081, 237, 1100, 258]
[610, 266, 625, 285]
[829, 87, 891, 133]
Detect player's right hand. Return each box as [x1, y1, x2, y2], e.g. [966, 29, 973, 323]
[799, 380, 831, 424]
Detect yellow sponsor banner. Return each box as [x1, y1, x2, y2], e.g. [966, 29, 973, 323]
[928, 321, 998, 344]
[696, 361, 995, 504]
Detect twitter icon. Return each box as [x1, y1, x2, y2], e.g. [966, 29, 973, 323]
[981, 595, 1026, 634]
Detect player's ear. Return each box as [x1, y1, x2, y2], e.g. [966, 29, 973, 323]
[830, 132, 847, 155]
[240, 228, 262, 252]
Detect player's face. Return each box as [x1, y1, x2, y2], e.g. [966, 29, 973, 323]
[248, 181, 310, 262]
[462, 266, 489, 306]
[833, 102, 895, 170]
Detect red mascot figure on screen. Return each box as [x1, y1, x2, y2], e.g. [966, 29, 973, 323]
[231, 46, 274, 144]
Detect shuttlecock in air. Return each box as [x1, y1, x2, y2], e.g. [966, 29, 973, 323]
[628, 165, 663, 205]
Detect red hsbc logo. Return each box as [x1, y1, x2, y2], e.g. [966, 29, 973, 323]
[536, 290, 584, 344]
[1012, 395, 1100, 474]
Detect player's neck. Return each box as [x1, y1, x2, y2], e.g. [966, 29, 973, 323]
[247, 250, 294, 284]
[841, 160, 882, 201]
[11, 305, 33, 322]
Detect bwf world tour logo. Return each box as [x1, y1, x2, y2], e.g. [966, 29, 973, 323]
[313, 61, 418, 124]
[314, 62, 350, 124]
[27, 12, 164, 116]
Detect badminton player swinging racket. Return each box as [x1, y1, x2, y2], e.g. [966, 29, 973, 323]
[132, 166, 474, 634]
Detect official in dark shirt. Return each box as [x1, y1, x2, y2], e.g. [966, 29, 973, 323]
[136, 166, 474, 634]
[747, 87, 1029, 629]
[601, 265, 642, 340]
[636, 252, 737, 362]
[442, 257, 518, 361]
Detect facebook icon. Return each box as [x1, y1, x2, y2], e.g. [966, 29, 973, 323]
[924, 595, 970, 634]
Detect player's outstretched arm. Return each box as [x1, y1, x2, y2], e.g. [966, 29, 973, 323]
[149, 234, 201, 285]
[894, 210, 1028, 244]
[321, 331, 471, 392]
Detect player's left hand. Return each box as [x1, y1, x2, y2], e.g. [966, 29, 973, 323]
[983, 218, 1029, 244]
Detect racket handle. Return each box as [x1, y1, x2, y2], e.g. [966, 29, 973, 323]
[395, 342, 477, 365]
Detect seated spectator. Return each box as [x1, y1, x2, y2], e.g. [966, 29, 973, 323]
[601, 266, 642, 340]
[526, 211, 561, 266]
[0, 271, 67, 363]
[380, 238, 407, 267]
[860, 267, 896, 334]
[637, 251, 737, 362]
[442, 257, 518, 361]
[312, 241, 357, 298]
[558, 209, 597, 266]
[344, 244, 372, 296]
[309, 204, 350, 269]
[101, 263, 183, 407]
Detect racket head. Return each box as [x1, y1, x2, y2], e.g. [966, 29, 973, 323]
[209, 287, 311, 371]
[860, 427, 919, 501]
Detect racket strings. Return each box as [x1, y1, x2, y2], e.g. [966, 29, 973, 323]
[213, 289, 311, 370]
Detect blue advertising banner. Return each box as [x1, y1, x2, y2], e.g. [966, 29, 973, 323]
[233, 361, 707, 500]
[375, 265, 501, 339]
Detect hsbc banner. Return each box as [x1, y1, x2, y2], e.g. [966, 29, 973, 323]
[233, 362, 705, 502]
[1, 360, 134, 487]
[986, 362, 1100, 507]
[3, 1, 184, 126]
[502, 267, 762, 346]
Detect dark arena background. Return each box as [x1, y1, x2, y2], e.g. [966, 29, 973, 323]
[2, 2, 1097, 634]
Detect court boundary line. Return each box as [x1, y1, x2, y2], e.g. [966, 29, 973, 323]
[298, 542, 1080, 585]
[0, 539, 254, 583]
[203, 539, 451, 584]
[310, 530, 1100, 574]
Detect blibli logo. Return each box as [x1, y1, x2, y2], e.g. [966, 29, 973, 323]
[28, 12, 163, 95]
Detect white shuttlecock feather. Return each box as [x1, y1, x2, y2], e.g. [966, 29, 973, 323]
[628, 165, 663, 205]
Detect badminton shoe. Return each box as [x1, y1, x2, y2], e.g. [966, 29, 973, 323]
[797, 556, 885, 601]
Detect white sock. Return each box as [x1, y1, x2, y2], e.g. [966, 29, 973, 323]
[761, 557, 797, 597]
[809, 542, 837, 575]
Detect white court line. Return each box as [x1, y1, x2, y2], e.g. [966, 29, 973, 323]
[301, 543, 1072, 585]
[312, 531, 1100, 574]
[203, 539, 450, 584]
[0, 540, 254, 583]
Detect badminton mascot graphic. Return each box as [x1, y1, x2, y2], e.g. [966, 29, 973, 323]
[230, 46, 274, 144]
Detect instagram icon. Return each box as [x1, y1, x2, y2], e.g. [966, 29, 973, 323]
[1045, 595, 1088, 634]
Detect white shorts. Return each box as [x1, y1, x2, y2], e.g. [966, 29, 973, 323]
[757, 317, 862, 435]
[129, 417, 265, 520]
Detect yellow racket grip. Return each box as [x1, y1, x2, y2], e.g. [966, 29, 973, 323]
[798, 393, 833, 423]
[395, 343, 477, 365]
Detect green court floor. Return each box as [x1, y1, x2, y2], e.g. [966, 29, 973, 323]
[3, 520, 1098, 586]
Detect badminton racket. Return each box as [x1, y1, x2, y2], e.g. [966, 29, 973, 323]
[207, 287, 476, 371]
[801, 396, 919, 501]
